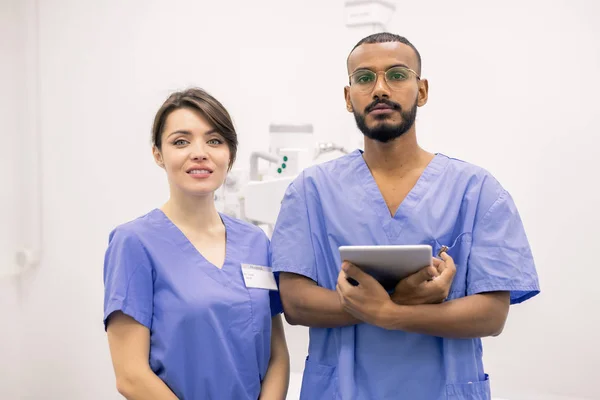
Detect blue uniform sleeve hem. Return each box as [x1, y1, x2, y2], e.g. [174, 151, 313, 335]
[269, 273, 284, 317]
[272, 264, 317, 283]
[467, 283, 540, 305]
[104, 300, 152, 331]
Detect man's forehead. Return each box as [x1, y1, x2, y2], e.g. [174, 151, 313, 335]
[347, 42, 418, 73]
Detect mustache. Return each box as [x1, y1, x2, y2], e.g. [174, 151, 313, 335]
[365, 98, 402, 113]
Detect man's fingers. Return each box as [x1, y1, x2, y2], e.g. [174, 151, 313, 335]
[337, 271, 350, 293]
[337, 269, 361, 296]
[341, 261, 369, 282]
[435, 253, 456, 299]
[336, 284, 344, 302]
[408, 265, 439, 285]
[439, 252, 456, 275]
[432, 257, 447, 274]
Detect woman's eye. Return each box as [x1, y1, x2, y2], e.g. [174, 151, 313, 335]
[208, 139, 222, 145]
[173, 139, 188, 146]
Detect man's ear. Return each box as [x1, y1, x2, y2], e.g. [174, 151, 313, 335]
[417, 79, 429, 107]
[344, 86, 353, 112]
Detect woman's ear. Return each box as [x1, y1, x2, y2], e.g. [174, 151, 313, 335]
[152, 145, 164, 168]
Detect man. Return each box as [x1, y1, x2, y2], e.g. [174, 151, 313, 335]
[270, 32, 540, 400]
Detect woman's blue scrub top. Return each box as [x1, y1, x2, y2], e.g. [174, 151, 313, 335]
[103, 209, 282, 399]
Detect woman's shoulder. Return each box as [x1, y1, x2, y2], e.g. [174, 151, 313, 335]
[220, 213, 269, 241]
[107, 209, 161, 244]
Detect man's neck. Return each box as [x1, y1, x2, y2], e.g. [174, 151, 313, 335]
[362, 129, 432, 176]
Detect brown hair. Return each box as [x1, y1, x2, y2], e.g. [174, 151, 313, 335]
[151, 88, 238, 169]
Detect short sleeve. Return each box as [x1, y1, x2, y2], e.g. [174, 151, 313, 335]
[467, 190, 540, 304]
[270, 177, 317, 282]
[269, 273, 284, 317]
[103, 228, 154, 330]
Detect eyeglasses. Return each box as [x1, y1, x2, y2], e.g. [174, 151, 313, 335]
[348, 66, 420, 93]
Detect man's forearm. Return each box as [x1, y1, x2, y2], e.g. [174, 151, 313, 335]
[378, 292, 510, 339]
[283, 284, 361, 328]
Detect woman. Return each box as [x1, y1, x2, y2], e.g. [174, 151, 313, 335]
[103, 88, 290, 399]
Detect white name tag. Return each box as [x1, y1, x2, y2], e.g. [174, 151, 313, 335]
[241, 264, 278, 291]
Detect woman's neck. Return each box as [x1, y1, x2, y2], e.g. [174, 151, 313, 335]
[160, 189, 222, 233]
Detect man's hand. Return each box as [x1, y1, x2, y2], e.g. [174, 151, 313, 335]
[336, 261, 394, 327]
[391, 252, 457, 305]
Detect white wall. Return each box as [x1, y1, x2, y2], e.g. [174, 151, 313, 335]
[1, 0, 598, 399]
[0, 0, 28, 397]
[0, 1, 20, 277]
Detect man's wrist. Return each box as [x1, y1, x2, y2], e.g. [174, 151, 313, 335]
[378, 300, 404, 330]
[390, 291, 402, 304]
[391, 290, 412, 306]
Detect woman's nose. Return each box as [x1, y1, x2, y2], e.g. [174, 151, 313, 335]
[189, 143, 208, 160]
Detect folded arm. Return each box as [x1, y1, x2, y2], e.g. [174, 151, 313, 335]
[380, 291, 510, 338]
[337, 253, 510, 339]
[279, 272, 360, 328]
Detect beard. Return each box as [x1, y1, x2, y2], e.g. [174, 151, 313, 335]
[353, 97, 418, 143]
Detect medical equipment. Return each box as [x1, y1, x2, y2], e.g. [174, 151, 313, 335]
[437, 245, 449, 257]
[344, 0, 395, 32]
[245, 124, 314, 229]
[217, 123, 349, 234]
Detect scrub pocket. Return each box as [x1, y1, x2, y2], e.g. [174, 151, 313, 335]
[299, 358, 338, 400]
[446, 374, 491, 400]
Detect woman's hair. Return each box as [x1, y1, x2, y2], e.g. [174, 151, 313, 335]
[151, 88, 238, 169]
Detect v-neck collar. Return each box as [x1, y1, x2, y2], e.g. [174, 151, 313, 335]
[353, 150, 449, 241]
[151, 208, 234, 286]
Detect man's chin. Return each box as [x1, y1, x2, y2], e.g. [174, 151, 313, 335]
[362, 129, 403, 143]
[366, 121, 401, 132]
[368, 113, 399, 122]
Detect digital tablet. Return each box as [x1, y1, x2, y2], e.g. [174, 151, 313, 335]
[339, 245, 432, 290]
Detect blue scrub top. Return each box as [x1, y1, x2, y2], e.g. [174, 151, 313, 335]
[271, 150, 540, 400]
[103, 209, 282, 400]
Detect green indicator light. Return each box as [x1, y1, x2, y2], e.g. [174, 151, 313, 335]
[277, 168, 282, 173]
[283, 156, 288, 162]
[282, 163, 287, 169]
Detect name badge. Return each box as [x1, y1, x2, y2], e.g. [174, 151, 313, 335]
[241, 264, 278, 291]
